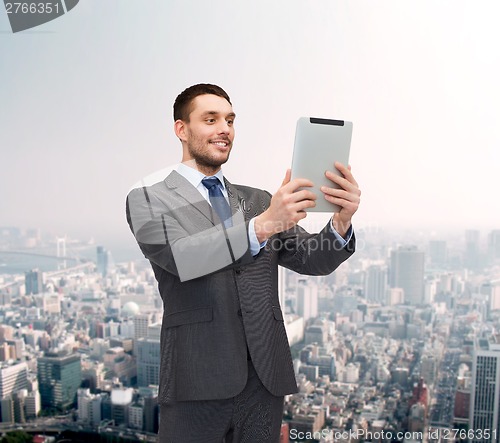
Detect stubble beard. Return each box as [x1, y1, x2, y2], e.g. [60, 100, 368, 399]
[186, 134, 232, 172]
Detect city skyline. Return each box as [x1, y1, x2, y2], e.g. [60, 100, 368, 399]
[1, 1, 500, 249]
[0, 211, 499, 440]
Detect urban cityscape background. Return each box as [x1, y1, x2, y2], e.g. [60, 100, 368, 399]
[0, 224, 499, 442]
[2, 1, 500, 442]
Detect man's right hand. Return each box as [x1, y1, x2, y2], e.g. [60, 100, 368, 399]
[254, 169, 316, 243]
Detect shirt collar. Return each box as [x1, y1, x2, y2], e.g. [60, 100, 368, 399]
[176, 162, 226, 191]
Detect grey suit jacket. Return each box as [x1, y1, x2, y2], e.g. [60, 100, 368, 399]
[126, 170, 355, 404]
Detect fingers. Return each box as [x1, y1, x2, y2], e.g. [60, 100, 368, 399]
[340, 162, 358, 186]
[326, 170, 358, 192]
[284, 178, 314, 193]
[281, 169, 291, 187]
[288, 188, 316, 203]
[320, 186, 360, 204]
[322, 163, 361, 216]
[294, 198, 316, 212]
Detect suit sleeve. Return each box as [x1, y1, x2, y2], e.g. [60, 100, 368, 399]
[126, 186, 253, 282]
[276, 223, 355, 276]
[254, 190, 355, 275]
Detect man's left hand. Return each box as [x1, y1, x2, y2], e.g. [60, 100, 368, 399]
[320, 162, 361, 238]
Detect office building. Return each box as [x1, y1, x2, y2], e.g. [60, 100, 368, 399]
[428, 240, 447, 268]
[296, 279, 318, 322]
[488, 230, 500, 261]
[96, 246, 111, 277]
[111, 387, 133, 426]
[24, 390, 41, 418]
[364, 265, 387, 303]
[37, 352, 82, 411]
[128, 402, 144, 430]
[0, 397, 14, 423]
[134, 313, 154, 342]
[0, 362, 28, 399]
[137, 337, 160, 387]
[470, 336, 500, 442]
[389, 246, 425, 305]
[77, 388, 103, 426]
[465, 229, 481, 270]
[142, 388, 159, 434]
[25, 269, 43, 295]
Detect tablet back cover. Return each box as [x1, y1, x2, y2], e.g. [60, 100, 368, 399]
[291, 117, 352, 212]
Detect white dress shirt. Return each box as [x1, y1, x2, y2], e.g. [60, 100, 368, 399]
[176, 163, 351, 255]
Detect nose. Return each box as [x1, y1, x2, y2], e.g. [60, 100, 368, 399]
[217, 120, 231, 134]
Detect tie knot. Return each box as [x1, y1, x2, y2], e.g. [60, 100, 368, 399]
[201, 177, 222, 190]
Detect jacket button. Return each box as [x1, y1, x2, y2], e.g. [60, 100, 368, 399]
[237, 309, 242, 317]
[235, 268, 241, 274]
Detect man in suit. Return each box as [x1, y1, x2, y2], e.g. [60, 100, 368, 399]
[126, 84, 360, 442]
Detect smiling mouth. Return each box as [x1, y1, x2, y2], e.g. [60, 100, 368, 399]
[210, 141, 230, 148]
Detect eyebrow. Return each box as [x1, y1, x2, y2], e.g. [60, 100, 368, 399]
[201, 111, 236, 118]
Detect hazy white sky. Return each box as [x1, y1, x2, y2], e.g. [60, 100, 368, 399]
[1, 1, 499, 249]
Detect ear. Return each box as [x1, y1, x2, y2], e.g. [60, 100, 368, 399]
[174, 120, 187, 141]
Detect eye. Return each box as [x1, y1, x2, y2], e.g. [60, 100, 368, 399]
[206, 118, 216, 124]
[226, 119, 234, 126]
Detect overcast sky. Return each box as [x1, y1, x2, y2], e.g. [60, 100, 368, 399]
[1, 1, 499, 252]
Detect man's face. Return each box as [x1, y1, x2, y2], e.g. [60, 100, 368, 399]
[177, 94, 235, 172]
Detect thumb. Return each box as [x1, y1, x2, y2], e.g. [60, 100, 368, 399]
[281, 169, 291, 187]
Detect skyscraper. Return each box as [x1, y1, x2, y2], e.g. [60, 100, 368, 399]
[389, 246, 425, 305]
[470, 336, 500, 442]
[0, 362, 28, 399]
[96, 246, 113, 277]
[25, 269, 43, 295]
[37, 352, 82, 411]
[134, 313, 154, 342]
[465, 229, 481, 270]
[428, 240, 448, 269]
[487, 230, 500, 261]
[136, 337, 160, 387]
[364, 265, 387, 303]
[296, 279, 318, 322]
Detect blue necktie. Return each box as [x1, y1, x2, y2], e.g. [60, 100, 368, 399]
[201, 177, 233, 228]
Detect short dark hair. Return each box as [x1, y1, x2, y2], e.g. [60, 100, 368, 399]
[173, 84, 232, 122]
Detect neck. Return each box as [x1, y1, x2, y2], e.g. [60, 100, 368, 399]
[181, 158, 221, 177]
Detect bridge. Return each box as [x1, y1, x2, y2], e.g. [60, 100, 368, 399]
[0, 250, 90, 263]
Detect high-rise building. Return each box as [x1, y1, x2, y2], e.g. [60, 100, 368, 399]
[364, 265, 387, 303]
[141, 386, 159, 434]
[37, 352, 82, 411]
[111, 388, 133, 426]
[25, 269, 43, 295]
[134, 313, 154, 342]
[0, 397, 14, 423]
[136, 337, 161, 387]
[0, 362, 28, 399]
[428, 240, 448, 268]
[470, 336, 500, 442]
[487, 230, 500, 261]
[454, 374, 471, 427]
[296, 279, 318, 322]
[128, 403, 144, 430]
[465, 229, 481, 270]
[24, 390, 41, 418]
[77, 388, 103, 426]
[96, 246, 113, 277]
[389, 246, 425, 305]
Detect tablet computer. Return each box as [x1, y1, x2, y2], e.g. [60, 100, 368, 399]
[291, 117, 353, 213]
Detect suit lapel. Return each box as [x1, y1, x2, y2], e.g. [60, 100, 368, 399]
[164, 170, 248, 227]
[164, 170, 216, 226]
[224, 178, 242, 219]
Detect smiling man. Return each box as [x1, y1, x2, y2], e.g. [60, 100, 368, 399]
[126, 83, 360, 442]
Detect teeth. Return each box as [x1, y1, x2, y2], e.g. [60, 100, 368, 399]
[213, 142, 227, 147]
